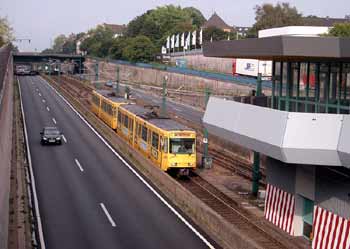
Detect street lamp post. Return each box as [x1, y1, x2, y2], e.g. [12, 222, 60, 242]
[58, 63, 61, 85]
[202, 87, 212, 169]
[95, 62, 99, 82]
[116, 66, 120, 96]
[252, 73, 262, 197]
[161, 75, 168, 117]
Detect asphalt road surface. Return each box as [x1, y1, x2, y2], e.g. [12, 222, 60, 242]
[19, 76, 216, 249]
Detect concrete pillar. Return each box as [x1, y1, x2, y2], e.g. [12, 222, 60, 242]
[293, 165, 316, 236]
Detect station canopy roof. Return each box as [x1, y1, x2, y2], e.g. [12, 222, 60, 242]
[203, 36, 350, 62]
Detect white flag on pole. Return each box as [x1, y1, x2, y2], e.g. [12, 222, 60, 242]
[185, 32, 191, 50]
[181, 33, 185, 47]
[192, 30, 196, 46]
[199, 29, 203, 45]
[161, 46, 167, 54]
[171, 34, 175, 49]
[166, 36, 170, 49]
[175, 34, 180, 48]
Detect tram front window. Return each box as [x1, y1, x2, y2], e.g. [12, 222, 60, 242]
[169, 138, 195, 154]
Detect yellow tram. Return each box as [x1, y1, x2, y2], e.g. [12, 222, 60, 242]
[91, 90, 196, 174]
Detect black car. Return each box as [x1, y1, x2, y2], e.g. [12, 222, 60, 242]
[40, 127, 62, 145]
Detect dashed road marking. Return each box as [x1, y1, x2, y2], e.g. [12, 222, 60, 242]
[52, 118, 57, 124]
[46, 107, 50, 112]
[74, 158, 84, 172]
[100, 203, 116, 227]
[62, 135, 67, 143]
[38, 93, 41, 96]
[42, 99, 46, 103]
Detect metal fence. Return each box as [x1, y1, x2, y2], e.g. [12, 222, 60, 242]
[88, 56, 272, 89]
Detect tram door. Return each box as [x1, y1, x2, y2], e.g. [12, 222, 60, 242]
[302, 197, 314, 240]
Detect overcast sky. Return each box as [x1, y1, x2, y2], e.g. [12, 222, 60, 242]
[2, 0, 349, 52]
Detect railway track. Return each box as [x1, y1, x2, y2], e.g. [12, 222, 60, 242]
[44, 74, 301, 249]
[180, 174, 288, 249]
[51, 74, 267, 184]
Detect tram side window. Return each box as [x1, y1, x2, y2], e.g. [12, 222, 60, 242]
[101, 101, 105, 111]
[130, 119, 133, 132]
[152, 132, 159, 149]
[162, 137, 168, 152]
[107, 104, 112, 115]
[141, 126, 148, 142]
[102, 101, 107, 113]
[118, 111, 122, 123]
[124, 115, 129, 128]
[92, 95, 99, 106]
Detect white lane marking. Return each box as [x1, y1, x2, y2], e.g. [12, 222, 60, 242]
[42, 99, 46, 103]
[74, 159, 84, 172]
[62, 135, 67, 143]
[100, 203, 116, 227]
[36, 88, 39, 91]
[17, 79, 46, 249]
[172, 107, 183, 113]
[46, 107, 50, 112]
[41, 76, 215, 249]
[38, 93, 41, 96]
[52, 118, 57, 124]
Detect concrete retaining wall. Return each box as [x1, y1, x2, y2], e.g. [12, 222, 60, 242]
[85, 58, 253, 96]
[170, 53, 234, 75]
[0, 45, 13, 249]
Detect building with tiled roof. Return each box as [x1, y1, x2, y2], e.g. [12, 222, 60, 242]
[303, 16, 350, 27]
[103, 23, 126, 38]
[202, 12, 233, 33]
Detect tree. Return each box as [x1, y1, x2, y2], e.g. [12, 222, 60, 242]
[327, 23, 350, 37]
[0, 16, 14, 47]
[109, 36, 130, 60]
[126, 5, 205, 46]
[80, 25, 114, 57]
[62, 33, 78, 54]
[41, 48, 54, 54]
[52, 34, 67, 53]
[183, 7, 206, 28]
[122, 35, 156, 62]
[248, 2, 303, 37]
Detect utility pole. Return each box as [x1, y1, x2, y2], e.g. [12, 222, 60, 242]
[202, 87, 212, 169]
[115, 66, 120, 96]
[95, 62, 99, 82]
[79, 57, 82, 80]
[49, 61, 51, 77]
[161, 75, 168, 117]
[58, 63, 61, 85]
[252, 73, 262, 197]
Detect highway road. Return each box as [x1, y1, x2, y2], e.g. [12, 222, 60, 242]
[130, 87, 204, 125]
[19, 76, 216, 249]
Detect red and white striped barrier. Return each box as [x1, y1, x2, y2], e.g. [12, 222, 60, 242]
[264, 184, 295, 235]
[312, 206, 350, 249]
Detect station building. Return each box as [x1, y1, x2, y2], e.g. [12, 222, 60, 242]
[203, 36, 350, 249]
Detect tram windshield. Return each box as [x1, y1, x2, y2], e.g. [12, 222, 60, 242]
[169, 138, 195, 154]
